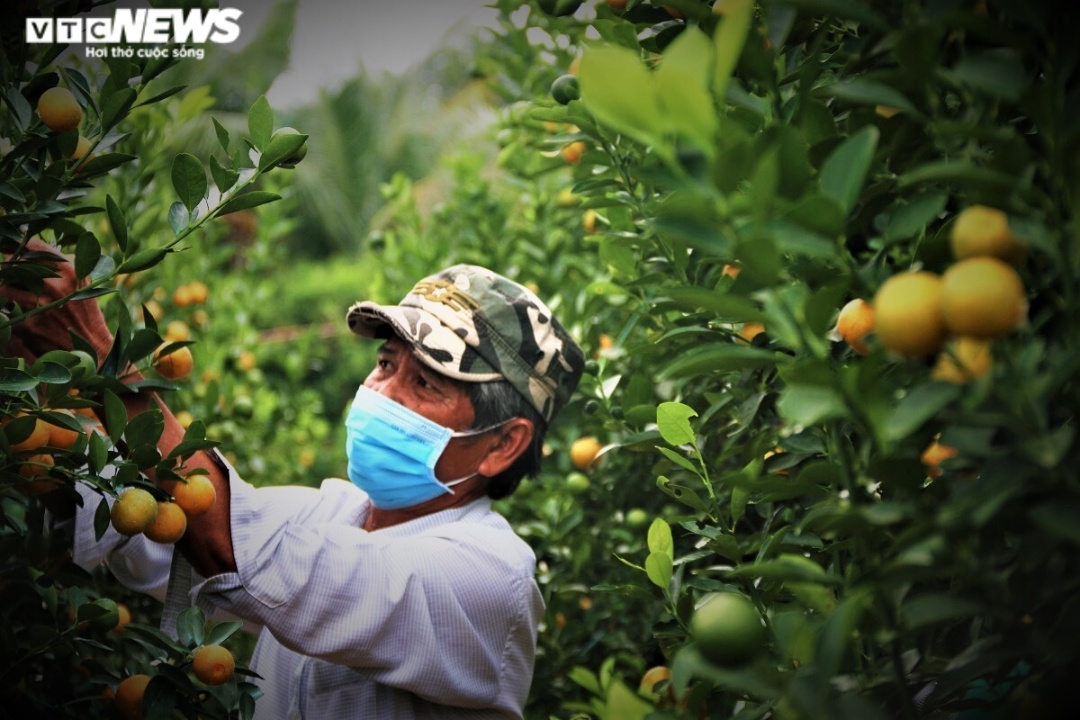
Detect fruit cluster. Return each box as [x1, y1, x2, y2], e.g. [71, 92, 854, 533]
[2, 405, 96, 494]
[110, 473, 217, 544]
[837, 205, 1027, 385]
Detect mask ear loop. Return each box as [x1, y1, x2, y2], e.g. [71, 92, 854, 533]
[440, 419, 513, 492]
[450, 418, 510, 439]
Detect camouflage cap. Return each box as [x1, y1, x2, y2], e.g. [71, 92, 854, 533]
[346, 265, 585, 424]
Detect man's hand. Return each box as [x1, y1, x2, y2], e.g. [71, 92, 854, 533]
[1, 238, 113, 365]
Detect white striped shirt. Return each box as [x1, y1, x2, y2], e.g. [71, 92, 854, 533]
[72, 456, 543, 719]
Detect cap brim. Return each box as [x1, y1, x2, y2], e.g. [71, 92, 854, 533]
[346, 301, 502, 383]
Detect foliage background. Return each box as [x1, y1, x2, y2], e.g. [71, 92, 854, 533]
[2, 0, 1078, 718]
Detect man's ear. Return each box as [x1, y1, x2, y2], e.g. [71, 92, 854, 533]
[477, 418, 534, 478]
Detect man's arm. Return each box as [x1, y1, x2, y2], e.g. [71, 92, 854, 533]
[2, 240, 236, 577]
[115, 382, 237, 577]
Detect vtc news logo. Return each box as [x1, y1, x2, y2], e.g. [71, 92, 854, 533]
[25, 8, 243, 60]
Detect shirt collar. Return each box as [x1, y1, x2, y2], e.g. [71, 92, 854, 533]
[363, 496, 494, 537]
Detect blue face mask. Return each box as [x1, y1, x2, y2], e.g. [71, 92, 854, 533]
[344, 386, 501, 510]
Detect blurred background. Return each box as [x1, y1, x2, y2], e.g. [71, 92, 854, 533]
[96, 0, 601, 490]
[238, 0, 500, 106]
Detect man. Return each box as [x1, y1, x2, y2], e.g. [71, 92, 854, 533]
[4, 246, 585, 719]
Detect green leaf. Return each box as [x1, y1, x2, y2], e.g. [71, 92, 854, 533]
[133, 84, 186, 108]
[121, 623, 188, 655]
[70, 152, 136, 177]
[769, 219, 838, 259]
[819, 126, 879, 214]
[5, 88, 32, 130]
[143, 675, 177, 720]
[662, 288, 765, 321]
[648, 518, 674, 559]
[592, 17, 642, 50]
[567, 666, 601, 695]
[783, 192, 846, 236]
[712, 0, 754, 103]
[749, 144, 781, 220]
[727, 554, 838, 584]
[106, 195, 128, 252]
[127, 328, 164, 365]
[884, 193, 947, 242]
[730, 485, 749, 527]
[0, 369, 39, 392]
[670, 644, 781, 699]
[657, 476, 711, 512]
[103, 389, 127, 445]
[114, 462, 139, 488]
[820, 77, 919, 115]
[660, 343, 782, 379]
[815, 592, 868, 676]
[785, 581, 837, 614]
[141, 54, 178, 84]
[205, 620, 243, 646]
[948, 50, 1029, 102]
[100, 88, 136, 129]
[598, 237, 637, 278]
[725, 473, 829, 501]
[73, 233, 101, 281]
[579, 44, 667, 157]
[645, 551, 674, 591]
[117, 248, 169, 274]
[171, 153, 207, 212]
[653, 214, 733, 256]
[900, 594, 986, 630]
[258, 131, 308, 171]
[886, 382, 960, 442]
[247, 95, 273, 151]
[2, 413, 40, 445]
[657, 401, 698, 446]
[94, 497, 111, 541]
[71, 286, 115, 302]
[176, 606, 205, 647]
[168, 201, 189, 235]
[605, 678, 653, 720]
[88, 431, 108, 474]
[210, 155, 240, 193]
[897, 161, 1020, 193]
[0, 181, 26, 203]
[655, 446, 699, 474]
[33, 361, 72, 384]
[125, 409, 164, 450]
[656, 27, 716, 153]
[212, 116, 230, 152]
[777, 384, 848, 426]
[216, 191, 281, 217]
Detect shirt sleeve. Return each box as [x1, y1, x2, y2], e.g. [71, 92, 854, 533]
[194, 460, 541, 709]
[70, 479, 174, 603]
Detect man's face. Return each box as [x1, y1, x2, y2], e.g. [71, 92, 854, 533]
[362, 335, 488, 481]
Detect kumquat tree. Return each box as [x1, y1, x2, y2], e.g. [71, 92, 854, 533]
[478, 0, 1079, 717]
[1, 1, 306, 717]
[2, 0, 1079, 718]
